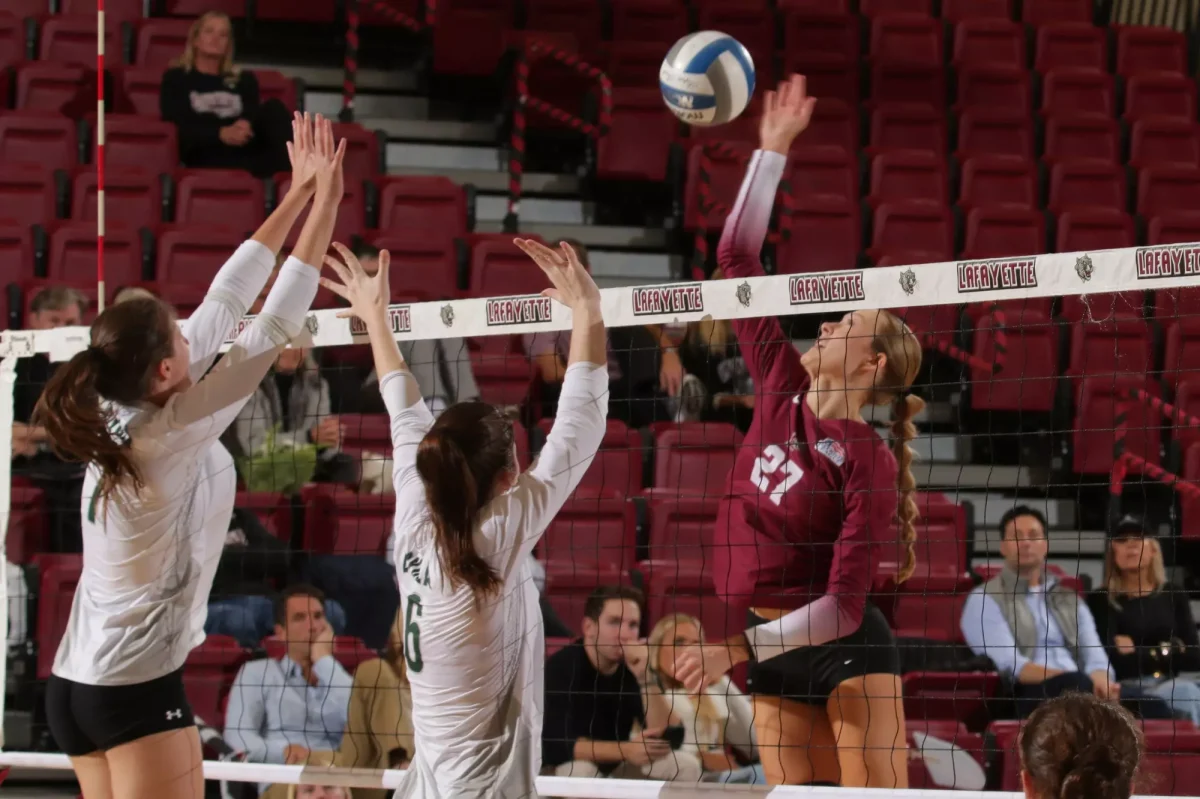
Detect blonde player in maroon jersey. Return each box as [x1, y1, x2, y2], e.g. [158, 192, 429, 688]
[675, 75, 924, 788]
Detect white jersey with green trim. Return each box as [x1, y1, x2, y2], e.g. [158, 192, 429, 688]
[52, 242, 319, 687]
[384, 362, 608, 799]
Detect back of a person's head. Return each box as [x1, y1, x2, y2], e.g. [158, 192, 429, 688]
[415, 401, 515, 600]
[1020, 693, 1143, 799]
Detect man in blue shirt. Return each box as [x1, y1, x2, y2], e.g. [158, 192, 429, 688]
[224, 585, 354, 793]
[961, 507, 1173, 720]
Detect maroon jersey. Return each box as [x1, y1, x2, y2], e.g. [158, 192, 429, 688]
[711, 151, 899, 629]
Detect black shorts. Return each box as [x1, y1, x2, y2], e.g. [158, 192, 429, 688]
[45, 667, 195, 756]
[746, 602, 901, 705]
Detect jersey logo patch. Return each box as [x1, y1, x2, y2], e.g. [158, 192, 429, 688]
[816, 438, 846, 466]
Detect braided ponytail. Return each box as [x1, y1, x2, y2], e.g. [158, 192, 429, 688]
[891, 393, 925, 583]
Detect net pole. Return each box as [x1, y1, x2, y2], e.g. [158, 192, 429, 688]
[95, 0, 106, 313]
[0, 356, 16, 750]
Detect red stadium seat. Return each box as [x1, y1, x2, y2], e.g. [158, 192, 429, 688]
[651, 422, 743, 494]
[367, 230, 460, 299]
[276, 175, 365, 248]
[15, 63, 91, 114]
[182, 635, 249, 728]
[860, 0, 931, 15]
[1183, 442, 1200, 538]
[524, 0, 604, 59]
[542, 560, 630, 635]
[72, 167, 164, 228]
[1033, 23, 1107, 73]
[694, 5, 775, 82]
[775, 196, 862, 274]
[175, 169, 265, 228]
[682, 140, 754, 232]
[1075, 384, 1160, 478]
[0, 222, 34, 284]
[1115, 25, 1188, 77]
[781, 54, 860, 105]
[958, 155, 1037, 211]
[470, 337, 536, 407]
[782, 12, 861, 62]
[1041, 68, 1116, 117]
[61, 0, 143, 22]
[942, 0, 1012, 21]
[952, 19, 1024, 68]
[1172, 382, 1200, 458]
[0, 110, 76, 171]
[3, 1, 44, 17]
[904, 672, 1000, 725]
[98, 115, 178, 174]
[644, 493, 719, 562]
[7, 482, 47, 564]
[886, 573, 974, 641]
[1130, 118, 1200, 168]
[254, 0, 335, 21]
[954, 64, 1031, 113]
[233, 491, 292, 540]
[1056, 208, 1135, 252]
[640, 559, 742, 638]
[301, 485, 395, 555]
[1123, 72, 1197, 121]
[39, 14, 117, 67]
[870, 14, 943, 65]
[1155, 287, 1200, 325]
[890, 300, 962, 351]
[1068, 317, 1154, 379]
[134, 18, 191, 68]
[466, 233, 550, 297]
[610, 0, 688, 44]
[868, 63, 947, 109]
[596, 88, 676, 182]
[970, 309, 1059, 413]
[540, 495, 637, 569]
[1059, 290, 1146, 323]
[799, 98, 859, 152]
[777, 0, 850, 11]
[430, 0, 515, 76]
[1047, 161, 1127, 213]
[961, 207, 1046, 259]
[0, 13, 27, 74]
[869, 201, 955, 261]
[337, 414, 391, 452]
[376, 176, 468, 240]
[868, 104, 947, 155]
[330, 123, 382, 179]
[47, 223, 143, 287]
[0, 162, 56, 227]
[1148, 211, 1200, 245]
[1022, 0, 1092, 25]
[867, 150, 948, 209]
[788, 146, 857, 200]
[35, 553, 82, 679]
[1167, 333, 1200, 405]
[535, 418, 643, 498]
[1137, 165, 1200, 217]
[603, 41, 663, 87]
[115, 66, 164, 116]
[954, 109, 1035, 161]
[1042, 114, 1120, 164]
[162, 0, 246, 13]
[155, 225, 251, 285]
[253, 70, 301, 112]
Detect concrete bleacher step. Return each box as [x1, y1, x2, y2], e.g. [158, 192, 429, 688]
[475, 195, 586, 225]
[388, 166, 580, 195]
[306, 90, 429, 120]
[954, 493, 1078, 531]
[914, 462, 1032, 491]
[372, 118, 497, 144]
[243, 63, 419, 93]
[973, 529, 1109, 558]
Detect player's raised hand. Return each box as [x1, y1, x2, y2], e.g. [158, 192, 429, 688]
[321, 242, 390, 324]
[286, 111, 320, 196]
[308, 113, 347, 204]
[760, 74, 816, 155]
[514, 238, 602, 314]
[674, 642, 734, 695]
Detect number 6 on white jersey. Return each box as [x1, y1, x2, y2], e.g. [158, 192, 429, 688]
[750, 444, 804, 505]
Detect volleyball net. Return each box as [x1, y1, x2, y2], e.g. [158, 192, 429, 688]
[1, 239, 1199, 799]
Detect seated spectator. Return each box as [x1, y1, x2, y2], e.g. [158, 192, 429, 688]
[1020, 693, 1143, 799]
[961, 507, 1174, 720]
[335, 609, 415, 799]
[1088, 516, 1200, 725]
[19, 286, 88, 552]
[543, 586, 697, 781]
[160, 11, 291, 178]
[224, 585, 353, 795]
[644, 614, 762, 784]
[524, 240, 704, 428]
[262, 751, 353, 799]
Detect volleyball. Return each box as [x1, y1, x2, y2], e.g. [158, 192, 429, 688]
[660, 31, 756, 127]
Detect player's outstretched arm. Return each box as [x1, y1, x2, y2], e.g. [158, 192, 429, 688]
[161, 117, 345, 443]
[718, 74, 815, 395]
[184, 112, 329, 377]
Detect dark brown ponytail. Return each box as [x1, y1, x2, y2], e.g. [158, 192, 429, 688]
[34, 297, 178, 500]
[1020, 693, 1143, 799]
[415, 401, 516, 600]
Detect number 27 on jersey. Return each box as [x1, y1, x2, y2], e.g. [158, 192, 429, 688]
[751, 444, 804, 505]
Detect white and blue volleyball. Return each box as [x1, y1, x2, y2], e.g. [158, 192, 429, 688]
[660, 31, 756, 127]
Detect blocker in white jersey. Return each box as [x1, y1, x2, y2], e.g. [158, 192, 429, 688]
[37, 112, 345, 799]
[317, 239, 608, 799]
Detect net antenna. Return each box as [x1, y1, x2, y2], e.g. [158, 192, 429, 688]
[96, 0, 106, 313]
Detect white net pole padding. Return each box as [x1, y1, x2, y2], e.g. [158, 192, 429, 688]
[0, 242, 1192, 358]
[0, 354, 18, 750]
[0, 751, 1181, 799]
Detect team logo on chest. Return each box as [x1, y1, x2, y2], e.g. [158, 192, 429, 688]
[816, 438, 846, 466]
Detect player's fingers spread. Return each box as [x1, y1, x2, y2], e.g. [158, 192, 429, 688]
[330, 242, 363, 277]
[795, 73, 807, 101]
[319, 276, 349, 298]
[377, 249, 392, 290]
[322, 255, 353, 285]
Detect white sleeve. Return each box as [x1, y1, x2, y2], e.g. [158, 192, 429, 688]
[182, 239, 277, 381]
[141, 257, 319, 456]
[379, 370, 436, 536]
[477, 361, 608, 577]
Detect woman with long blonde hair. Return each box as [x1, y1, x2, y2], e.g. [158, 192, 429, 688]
[160, 10, 292, 177]
[675, 75, 921, 789]
[644, 614, 763, 784]
[1087, 515, 1200, 724]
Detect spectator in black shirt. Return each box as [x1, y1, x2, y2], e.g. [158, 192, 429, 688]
[1088, 516, 1200, 725]
[543, 586, 693, 780]
[159, 11, 291, 178]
